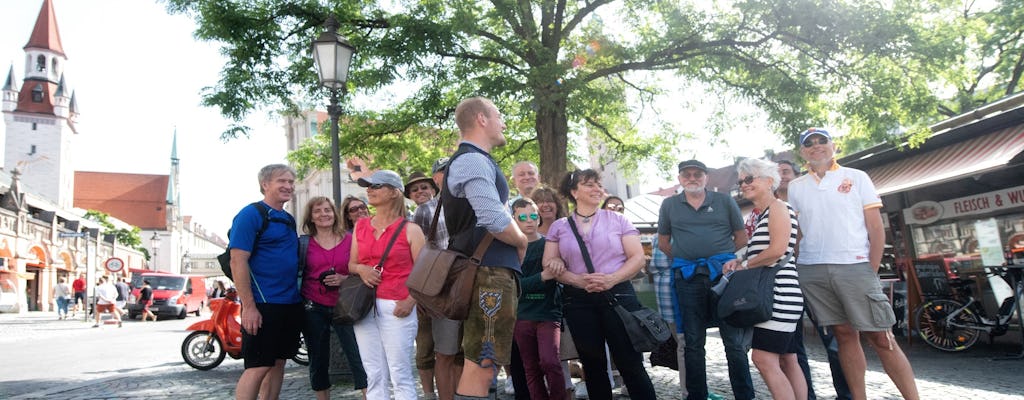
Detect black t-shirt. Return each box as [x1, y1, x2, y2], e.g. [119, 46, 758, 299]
[140, 287, 153, 301]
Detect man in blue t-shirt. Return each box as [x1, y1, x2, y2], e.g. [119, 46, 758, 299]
[229, 164, 301, 400]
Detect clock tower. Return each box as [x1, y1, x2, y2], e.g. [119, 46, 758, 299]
[2, 0, 79, 209]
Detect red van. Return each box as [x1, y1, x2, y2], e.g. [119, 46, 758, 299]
[127, 272, 207, 320]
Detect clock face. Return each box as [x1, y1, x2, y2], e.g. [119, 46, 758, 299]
[105, 258, 124, 272]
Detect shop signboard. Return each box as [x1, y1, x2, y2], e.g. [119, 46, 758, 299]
[913, 261, 951, 300]
[904, 184, 1024, 225]
[974, 218, 1004, 266]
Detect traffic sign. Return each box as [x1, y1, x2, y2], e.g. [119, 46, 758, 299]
[58, 232, 88, 238]
[105, 258, 125, 273]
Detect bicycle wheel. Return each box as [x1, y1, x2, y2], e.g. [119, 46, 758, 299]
[915, 299, 981, 352]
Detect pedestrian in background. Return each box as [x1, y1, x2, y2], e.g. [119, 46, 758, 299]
[299, 196, 368, 400]
[211, 280, 228, 299]
[788, 128, 919, 400]
[350, 170, 425, 400]
[729, 158, 805, 400]
[53, 277, 71, 320]
[139, 280, 157, 322]
[93, 276, 122, 328]
[115, 277, 130, 317]
[512, 198, 565, 400]
[544, 169, 657, 400]
[71, 273, 86, 317]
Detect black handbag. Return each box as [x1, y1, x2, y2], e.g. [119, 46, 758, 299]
[648, 332, 679, 370]
[566, 216, 670, 352]
[333, 220, 407, 324]
[715, 253, 792, 328]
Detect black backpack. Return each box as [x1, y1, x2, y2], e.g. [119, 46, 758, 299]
[217, 202, 294, 281]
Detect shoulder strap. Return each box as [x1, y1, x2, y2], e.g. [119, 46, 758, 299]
[251, 202, 272, 250]
[375, 220, 409, 269]
[566, 217, 596, 274]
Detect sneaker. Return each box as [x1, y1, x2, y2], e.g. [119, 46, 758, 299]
[574, 382, 588, 399]
[707, 393, 726, 400]
[91, 324, 99, 328]
[504, 378, 515, 395]
[118, 321, 123, 328]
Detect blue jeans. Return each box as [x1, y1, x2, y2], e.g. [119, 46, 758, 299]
[675, 272, 754, 400]
[56, 297, 69, 317]
[303, 301, 368, 391]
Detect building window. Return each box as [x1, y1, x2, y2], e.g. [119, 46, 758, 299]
[35, 55, 46, 72]
[31, 84, 44, 102]
[32, 123, 37, 131]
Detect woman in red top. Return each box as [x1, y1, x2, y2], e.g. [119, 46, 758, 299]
[349, 170, 425, 400]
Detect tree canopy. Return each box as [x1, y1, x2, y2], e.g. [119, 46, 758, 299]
[83, 210, 149, 259]
[165, 0, 1022, 186]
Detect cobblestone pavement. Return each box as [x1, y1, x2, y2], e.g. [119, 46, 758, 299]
[2, 312, 1023, 399]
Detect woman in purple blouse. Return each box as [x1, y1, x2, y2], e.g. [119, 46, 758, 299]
[541, 169, 656, 400]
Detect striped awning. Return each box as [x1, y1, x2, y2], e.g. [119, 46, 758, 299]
[866, 124, 1024, 196]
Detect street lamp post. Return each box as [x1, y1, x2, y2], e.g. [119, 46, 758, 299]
[150, 232, 161, 271]
[312, 15, 356, 207]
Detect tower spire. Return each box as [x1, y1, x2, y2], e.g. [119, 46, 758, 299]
[24, 0, 66, 57]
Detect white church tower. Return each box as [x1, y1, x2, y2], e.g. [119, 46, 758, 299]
[3, 0, 79, 209]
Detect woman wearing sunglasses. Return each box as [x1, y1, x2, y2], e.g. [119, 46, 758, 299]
[349, 170, 426, 400]
[725, 158, 804, 400]
[542, 169, 656, 400]
[511, 198, 566, 400]
[341, 196, 371, 233]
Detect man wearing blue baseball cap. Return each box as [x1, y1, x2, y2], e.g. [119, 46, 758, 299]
[788, 128, 919, 400]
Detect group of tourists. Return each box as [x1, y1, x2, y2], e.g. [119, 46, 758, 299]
[227, 96, 918, 400]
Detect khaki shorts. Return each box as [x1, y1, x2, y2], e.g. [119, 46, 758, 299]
[415, 309, 464, 369]
[462, 266, 518, 367]
[797, 262, 896, 332]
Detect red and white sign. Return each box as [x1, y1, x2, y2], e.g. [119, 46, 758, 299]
[905, 184, 1024, 225]
[104, 257, 125, 273]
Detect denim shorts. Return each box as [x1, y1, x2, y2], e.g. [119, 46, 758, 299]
[462, 266, 519, 366]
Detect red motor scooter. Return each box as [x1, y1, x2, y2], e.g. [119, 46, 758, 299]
[181, 288, 308, 370]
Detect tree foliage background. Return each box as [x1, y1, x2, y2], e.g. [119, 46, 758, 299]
[164, 0, 1023, 187]
[83, 210, 149, 259]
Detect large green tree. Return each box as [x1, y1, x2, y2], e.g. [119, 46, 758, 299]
[166, 0, 998, 184]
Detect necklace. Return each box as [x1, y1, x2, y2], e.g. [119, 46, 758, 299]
[574, 209, 597, 223]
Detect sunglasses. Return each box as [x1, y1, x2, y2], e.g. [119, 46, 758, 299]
[347, 204, 368, 213]
[517, 213, 539, 221]
[739, 175, 758, 185]
[681, 171, 705, 179]
[409, 183, 433, 192]
[802, 136, 830, 148]
[367, 183, 389, 190]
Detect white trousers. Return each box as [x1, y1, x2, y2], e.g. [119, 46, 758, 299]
[354, 298, 419, 400]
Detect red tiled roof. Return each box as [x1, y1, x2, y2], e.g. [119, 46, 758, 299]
[15, 79, 57, 115]
[74, 171, 168, 229]
[24, 0, 65, 56]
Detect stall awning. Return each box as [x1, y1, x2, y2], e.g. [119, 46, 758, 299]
[866, 125, 1024, 196]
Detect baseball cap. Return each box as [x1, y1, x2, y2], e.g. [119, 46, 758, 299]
[357, 170, 403, 189]
[799, 128, 832, 144]
[431, 157, 450, 174]
[677, 159, 707, 173]
[404, 171, 438, 198]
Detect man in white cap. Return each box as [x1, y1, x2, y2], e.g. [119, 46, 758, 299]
[788, 128, 919, 400]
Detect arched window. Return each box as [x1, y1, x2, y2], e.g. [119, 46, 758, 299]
[35, 55, 46, 72]
[51, 58, 58, 73]
[31, 84, 44, 102]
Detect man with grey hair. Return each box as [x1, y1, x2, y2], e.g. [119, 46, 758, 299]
[657, 159, 751, 400]
[511, 161, 540, 199]
[229, 163, 301, 400]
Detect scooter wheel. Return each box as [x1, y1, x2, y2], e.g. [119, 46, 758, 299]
[181, 331, 226, 370]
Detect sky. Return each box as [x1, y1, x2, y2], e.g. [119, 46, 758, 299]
[1, 0, 790, 234]
[1, 0, 285, 235]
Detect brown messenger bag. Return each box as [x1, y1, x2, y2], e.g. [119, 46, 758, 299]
[406, 197, 493, 320]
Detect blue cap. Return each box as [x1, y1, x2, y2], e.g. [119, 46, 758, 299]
[799, 128, 832, 144]
[357, 170, 403, 189]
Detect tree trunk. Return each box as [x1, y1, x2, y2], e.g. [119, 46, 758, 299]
[534, 90, 569, 190]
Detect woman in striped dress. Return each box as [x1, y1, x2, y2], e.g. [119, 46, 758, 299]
[726, 158, 805, 400]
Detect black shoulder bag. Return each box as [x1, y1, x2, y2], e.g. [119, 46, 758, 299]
[334, 220, 408, 324]
[566, 216, 670, 352]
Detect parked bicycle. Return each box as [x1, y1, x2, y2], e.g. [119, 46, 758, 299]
[914, 267, 1023, 352]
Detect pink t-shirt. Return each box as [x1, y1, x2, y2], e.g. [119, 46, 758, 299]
[301, 234, 352, 307]
[355, 218, 413, 301]
[547, 209, 639, 275]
